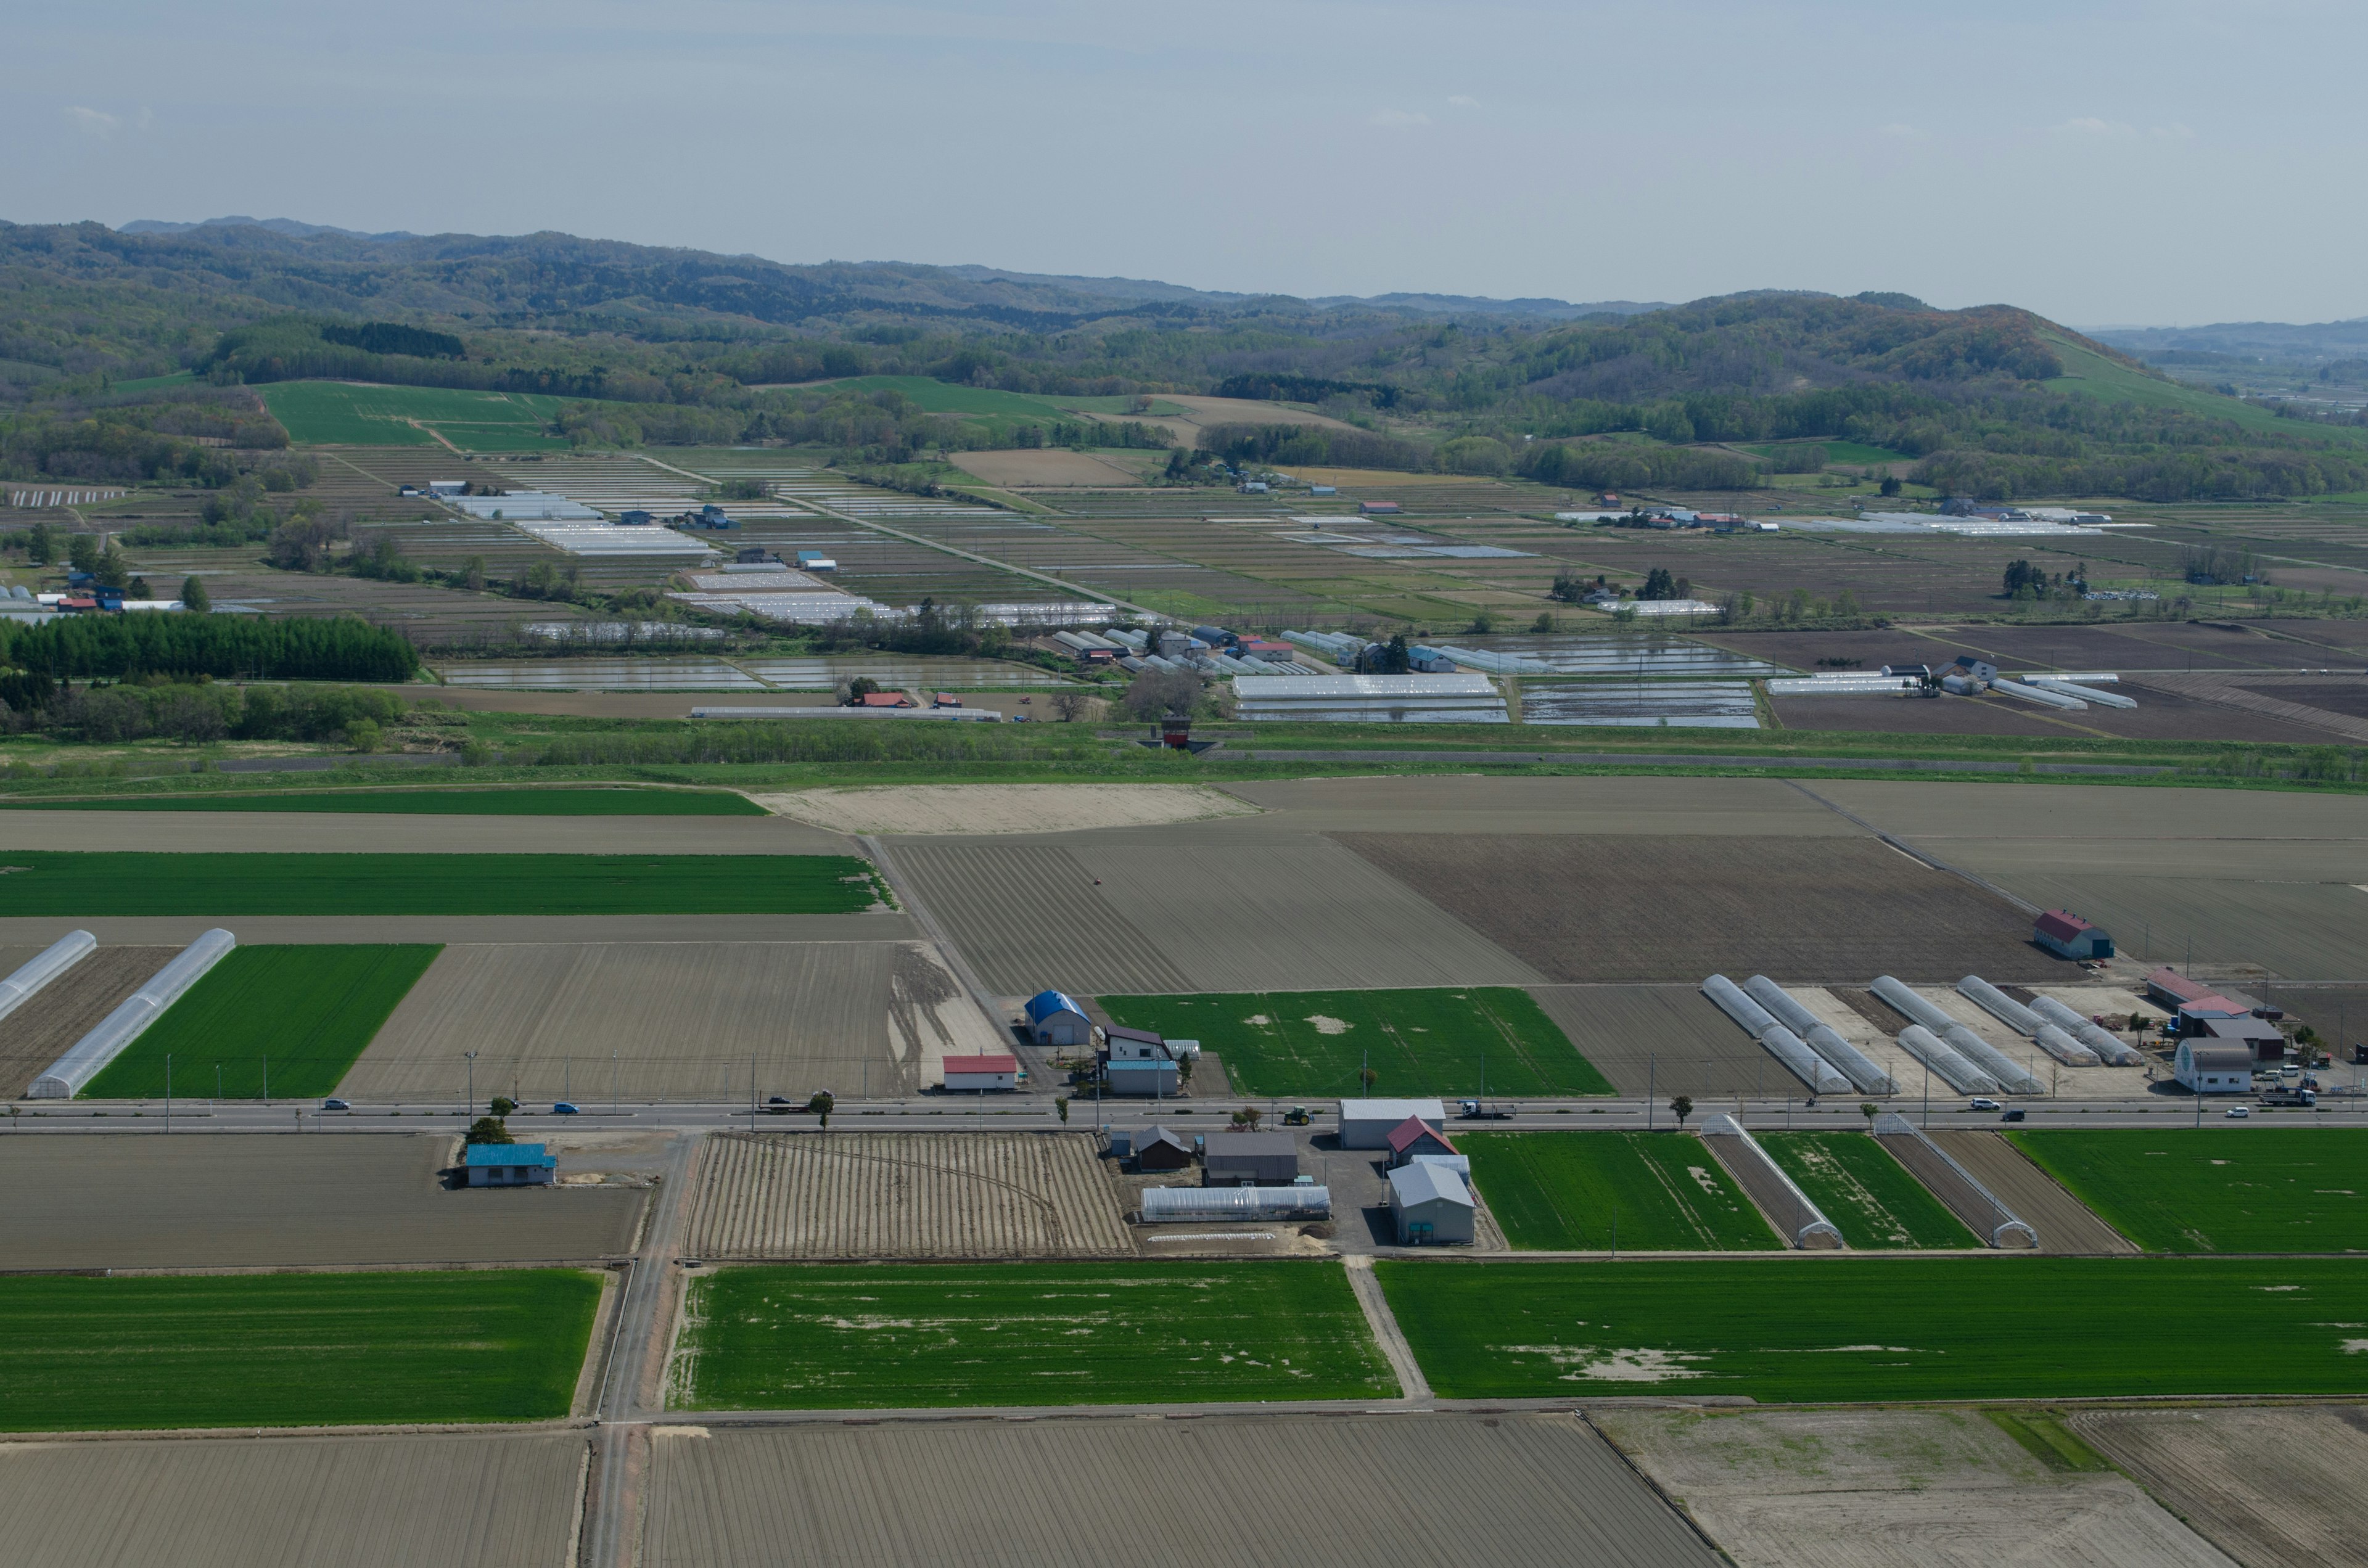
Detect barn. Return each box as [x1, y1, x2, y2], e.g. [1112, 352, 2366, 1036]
[1134, 1126, 1194, 1172]
[1204, 1131, 1298, 1186]
[1386, 1117, 1458, 1168]
[944, 1054, 1019, 1091]
[1023, 990, 1093, 1048]
[1387, 1161, 1474, 1245]
[2033, 909, 2113, 959]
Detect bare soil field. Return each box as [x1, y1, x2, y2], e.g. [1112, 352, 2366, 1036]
[1771, 689, 2337, 744]
[340, 941, 920, 1102]
[888, 841, 1194, 994]
[0, 812, 850, 855]
[1818, 779, 2368, 860]
[0, 913, 921, 949]
[758, 783, 1262, 836]
[1927, 1132, 2137, 1254]
[1337, 834, 2066, 984]
[1531, 984, 1772, 1097]
[683, 1132, 1132, 1260]
[0, 1135, 644, 1267]
[2071, 1405, 2368, 1568]
[1597, 1406, 2230, 1568]
[0, 945, 178, 1097]
[949, 448, 1148, 486]
[644, 1411, 1717, 1567]
[0, 1430, 588, 1568]
[1222, 774, 1860, 838]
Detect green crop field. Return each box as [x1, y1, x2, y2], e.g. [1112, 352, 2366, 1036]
[1378, 1257, 2368, 1403]
[2008, 1129, 2368, 1253]
[817, 375, 1077, 422]
[1759, 1132, 1979, 1250]
[257, 381, 573, 449]
[1, 787, 767, 816]
[0, 1269, 601, 1431]
[1747, 439, 1911, 466]
[1095, 987, 1612, 1098]
[80, 944, 440, 1099]
[1460, 1131, 1780, 1251]
[0, 852, 885, 916]
[675, 1262, 1397, 1410]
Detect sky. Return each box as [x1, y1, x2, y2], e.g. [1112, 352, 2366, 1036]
[5, 0, 2362, 327]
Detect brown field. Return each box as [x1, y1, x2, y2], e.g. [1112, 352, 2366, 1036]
[1598, 1407, 2230, 1568]
[0, 1430, 588, 1568]
[0, 811, 850, 855]
[888, 840, 1194, 994]
[2071, 1405, 2368, 1568]
[761, 783, 1262, 836]
[948, 449, 1149, 487]
[683, 1132, 1132, 1260]
[1926, 1132, 2137, 1254]
[1530, 984, 1771, 1097]
[340, 941, 944, 1102]
[1336, 833, 2068, 984]
[0, 1135, 644, 1267]
[1222, 774, 1860, 838]
[0, 945, 179, 1097]
[1772, 687, 2345, 744]
[643, 1412, 1717, 1568]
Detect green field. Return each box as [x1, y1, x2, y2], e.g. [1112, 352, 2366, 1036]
[2008, 1130, 2368, 1253]
[1095, 988, 1613, 1098]
[1748, 439, 1911, 466]
[0, 1270, 601, 1431]
[80, 944, 440, 1099]
[1759, 1132, 1979, 1250]
[1378, 1257, 2368, 1403]
[675, 1262, 1398, 1410]
[0, 852, 884, 916]
[1462, 1131, 1779, 1251]
[1, 787, 767, 816]
[257, 381, 574, 449]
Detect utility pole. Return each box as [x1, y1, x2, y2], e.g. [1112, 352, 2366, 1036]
[464, 1050, 479, 1123]
[1647, 1056, 1655, 1131]
[165, 1054, 171, 1135]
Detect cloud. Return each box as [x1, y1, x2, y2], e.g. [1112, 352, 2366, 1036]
[1879, 123, 1926, 140]
[64, 105, 121, 138]
[1370, 108, 1431, 126]
[2150, 122, 2195, 141]
[1446, 94, 1479, 108]
[2057, 117, 2137, 138]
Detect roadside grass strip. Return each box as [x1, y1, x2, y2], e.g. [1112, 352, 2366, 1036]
[2008, 1129, 2368, 1254]
[674, 1262, 1399, 1410]
[80, 945, 440, 1099]
[1, 788, 767, 816]
[1095, 987, 1613, 1098]
[0, 852, 885, 916]
[0, 1270, 601, 1432]
[1759, 1131, 1980, 1250]
[1376, 1257, 2368, 1403]
[1460, 1132, 1781, 1251]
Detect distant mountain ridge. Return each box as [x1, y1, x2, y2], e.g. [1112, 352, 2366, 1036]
[118, 215, 421, 242]
[2089, 318, 2368, 362]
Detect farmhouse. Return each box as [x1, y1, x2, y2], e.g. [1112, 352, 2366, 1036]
[944, 1054, 1018, 1091]
[464, 1143, 556, 1187]
[1023, 990, 1093, 1048]
[1340, 1098, 1447, 1151]
[1386, 1117, 1458, 1168]
[2033, 909, 2113, 959]
[1387, 1161, 1474, 1245]
[1204, 1131, 1297, 1186]
[2174, 1041, 2255, 1094]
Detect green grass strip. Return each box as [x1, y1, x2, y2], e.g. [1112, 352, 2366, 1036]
[81, 944, 440, 1099]
[1460, 1131, 1781, 1251]
[0, 1270, 602, 1431]
[1759, 1131, 1980, 1250]
[1, 788, 766, 816]
[2007, 1129, 2368, 1254]
[677, 1262, 1399, 1410]
[1095, 987, 1613, 1098]
[1376, 1257, 2368, 1403]
[0, 852, 883, 916]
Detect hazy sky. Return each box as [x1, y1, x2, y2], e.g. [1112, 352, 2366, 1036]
[6, 1, 2361, 326]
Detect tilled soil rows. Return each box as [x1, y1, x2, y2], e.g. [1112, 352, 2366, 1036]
[0, 944, 181, 1097]
[2071, 1405, 2368, 1568]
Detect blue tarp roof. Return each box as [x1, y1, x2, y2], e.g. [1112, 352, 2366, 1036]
[465, 1142, 556, 1167]
[1025, 990, 1086, 1022]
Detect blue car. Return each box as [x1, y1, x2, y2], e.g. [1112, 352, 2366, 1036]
[552, 1101, 580, 1115]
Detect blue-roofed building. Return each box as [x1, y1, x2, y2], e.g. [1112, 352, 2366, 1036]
[465, 1142, 557, 1187]
[1023, 990, 1092, 1048]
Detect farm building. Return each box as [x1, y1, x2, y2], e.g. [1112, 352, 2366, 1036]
[464, 1143, 556, 1187]
[1340, 1098, 1448, 1150]
[1386, 1117, 1458, 1168]
[1204, 1132, 1298, 1186]
[1104, 1057, 1180, 1097]
[1411, 1151, 1471, 1180]
[1140, 1185, 1330, 1222]
[1358, 500, 1402, 515]
[2192, 1014, 2288, 1061]
[1023, 990, 1093, 1048]
[2174, 1041, 2255, 1094]
[1388, 1162, 1474, 1245]
[2147, 967, 2218, 1010]
[1135, 1126, 1194, 1172]
[1104, 1025, 1167, 1059]
[2033, 909, 2113, 959]
[943, 1054, 1019, 1091]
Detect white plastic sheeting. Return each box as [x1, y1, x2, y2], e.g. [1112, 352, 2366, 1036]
[1703, 974, 1847, 1093]
[1743, 976, 1897, 1094]
[0, 930, 95, 1024]
[1702, 974, 1779, 1036]
[1872, 1112, 2038, 1249]
[1870, 977, 2041, 1088]
[1893, 1025, 2001, 1096]
[28, 929, 236, 1098]
[1990, 677, 2089, 711]
[2033, 677, 2137, 708]
[2027, 994, 2146, 1065]
[1957, 975, 2099, 1067]
[1140, 1185, 1331, 1221]
[1699, 1115, 1844, 1249]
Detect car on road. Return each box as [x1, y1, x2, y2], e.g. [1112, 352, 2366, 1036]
[321, 1098, 350, 1111]
[552, 1101, 580, 1115]
[2226, 1104, 2251, 1118]
[2000, 1107, 2026, 1122]
[1968, 1097, 2000, 1111]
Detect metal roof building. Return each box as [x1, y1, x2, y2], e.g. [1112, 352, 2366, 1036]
[1340, 1098, 1447, 1150]
[465, 1143, 556, 1186]
[1133, 1126, 1194, 1172]
[2174, 1041, 2255, 1094]
[1023, 990, 1093, 1048]
[1204, 1131, 1298, 1186]
[944, 1053, 1019, 1091]
[2033, 909, 2113, 959]
[1386, 1117, 1458, 1167]
[1387, 1162, 1474, 1245]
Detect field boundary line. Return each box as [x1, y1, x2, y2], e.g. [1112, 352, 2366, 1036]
[858, 835, 1021, 1067]
[1341, 1255, 1431, 1401]
[1781, 780, 2044, 916]
[1577, 1408, 1737, 1565]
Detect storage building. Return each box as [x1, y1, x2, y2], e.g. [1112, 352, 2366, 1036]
[1386, 1117, 1458, 1167]
[2033, 909, 2113, 959]
[465, 1143, 556, 1186]
[2147, 967, 2218, 1011]
[944, 1053, 1019, 1091]
[1204, 1131, 1297, 1186]
[1341, 1098, 1447, 1150]
[1104, 1057, 1180, 1097]
[1387, 1161, 1474, 1245]
[2193, 1014, 2288, 1061]
[1135, 1126, 1194, 1172]
[1024, 990, 1093, 1048]
[2174, 1041, 2255, 1094]
[1104, 1025, 1167, 1059]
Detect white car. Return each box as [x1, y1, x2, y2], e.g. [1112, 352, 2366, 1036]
[1967, 1097, 2001, 1112]
[2225, 1104, 2251, 1119]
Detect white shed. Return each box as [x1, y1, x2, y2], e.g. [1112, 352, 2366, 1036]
[2174, 1041, 2253, 1094]
[1340, 1098, 1447, 1150]
[1388, 1161, 1474, 1245]
[944, 1053, 1018, 1091]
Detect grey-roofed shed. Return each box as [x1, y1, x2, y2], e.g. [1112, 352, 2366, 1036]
[1203, 1131, 1298, 1186]
[1134, 1126, 1194, 1172]
[1388, 1161, 1474, 1245]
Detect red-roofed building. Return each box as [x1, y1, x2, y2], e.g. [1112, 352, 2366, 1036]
[860, 691, 914, 708]
[2033, 909, 2113, 959]
[1386, 1116, 1457, 1168]
[2146, 966, 2218, 1010]
[943, 1054, 1018, 1091]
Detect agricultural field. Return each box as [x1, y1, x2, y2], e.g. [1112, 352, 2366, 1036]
[1758, 1132, 1980, 1250]
[1460, 1132, 1780, 1252]
[1378, 1257, 2368, 1402]
[1928, 1131, 2140, 1254]
[770, 782, 1258, 836]
[0, 944, 176, 1098]
[0, 1269, 601, 1430]
[81, 944, 439, 1099]
[257, 381, 572, 449]
[2008, 1130, 2368, 1253]
[4, 787, 767, 815]
[672, 1261, 1397, 1410]
[0, 852, 886, 916]
[2071, 1404, 2368, 1568]
[1094, 987, 1612, 1099]
[684, 1133, 1132, 1260]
